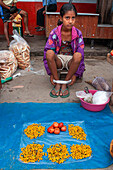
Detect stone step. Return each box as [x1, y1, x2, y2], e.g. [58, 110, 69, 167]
[0, 35, 111, 58]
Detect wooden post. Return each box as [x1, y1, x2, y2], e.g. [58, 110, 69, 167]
[69, 0, 73, 3]
[109, 79, 113, 106]
[0, 76, 2, 89]
[45, 0, 47, 37]
[45, 0, 47, 12]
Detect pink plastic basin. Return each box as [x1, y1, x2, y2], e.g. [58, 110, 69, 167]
[80, 90, 110, 112]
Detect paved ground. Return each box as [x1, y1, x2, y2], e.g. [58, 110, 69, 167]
[0, 35, 113, 169]
[0, 56, 113, 105]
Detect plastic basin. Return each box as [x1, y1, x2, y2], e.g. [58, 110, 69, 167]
[80, 90, 110, 112]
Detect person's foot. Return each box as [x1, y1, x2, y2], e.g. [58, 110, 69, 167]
[36, 27, 45, 31]
[35, 26, 40, 29]
[60, 84, 70, 98]
[24, 31, 34, 37]
[50, 84, 61, 98]
[7, 41, 10, 48]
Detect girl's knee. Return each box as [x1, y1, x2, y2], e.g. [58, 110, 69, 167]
[46, 50, 55, 61]
[73, 53, 82, 63]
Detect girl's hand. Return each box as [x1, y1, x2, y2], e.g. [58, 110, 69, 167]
[50, 75, 55, 85]
[69, 75, 76, 86]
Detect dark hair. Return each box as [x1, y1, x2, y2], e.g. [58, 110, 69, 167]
[57, 3, 77, 26]
[10, 6, 18, 14]
[60, 3, 77, 17]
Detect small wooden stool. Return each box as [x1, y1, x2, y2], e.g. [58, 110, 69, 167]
[58, 69, 83, 83]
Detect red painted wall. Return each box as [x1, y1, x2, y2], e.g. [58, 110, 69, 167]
[0, 2, 96, 35]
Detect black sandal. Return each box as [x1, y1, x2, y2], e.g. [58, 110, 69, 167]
[36, 27, 45, 32]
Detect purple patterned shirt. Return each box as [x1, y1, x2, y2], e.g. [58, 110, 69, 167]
[43, 24, 85, 78]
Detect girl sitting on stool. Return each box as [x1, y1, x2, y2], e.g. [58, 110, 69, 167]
[43, 3, 85, 98]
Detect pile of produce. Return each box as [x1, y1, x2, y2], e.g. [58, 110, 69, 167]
[19, 122, 92, 164]
[70, 144, 92, 159]
[24, 123, 45, 139]
[47, 122, 66, 134]
[20, 143, 45, 163]
[68, 124, 86, 140]
[47, 143, 70, 164]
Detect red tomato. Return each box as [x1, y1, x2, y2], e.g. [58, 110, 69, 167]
[47, 125, 54, 133]
[47, 127, 51, 133]
[54, 128, 60, 134]
[110, 50, 113, 56]
[61, 126, 66, 131]
[53, 122, 59, 128]
[59, 122, 64, 128]
[49, 128, 55, 133]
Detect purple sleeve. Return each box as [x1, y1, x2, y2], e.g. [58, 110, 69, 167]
[75, 30, 85, 78]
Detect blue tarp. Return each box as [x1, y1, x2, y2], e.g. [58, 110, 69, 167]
[0, 102, 113, 169]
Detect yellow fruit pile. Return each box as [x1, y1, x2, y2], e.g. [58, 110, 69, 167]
[68, 124, 86, 140]
[47, 143, 70, 164]
[70, 144, 92, 159]
[24, 123, 45, 139]
[20, 143, 45, 163]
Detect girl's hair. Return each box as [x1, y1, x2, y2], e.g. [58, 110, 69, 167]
[57, 3, 77, 26]
[60, 3, 77, 17]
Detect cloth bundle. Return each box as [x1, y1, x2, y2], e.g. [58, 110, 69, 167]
[0, 50, 18, 79]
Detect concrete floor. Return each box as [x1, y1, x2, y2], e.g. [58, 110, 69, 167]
[0, 35, 113, 169]
[0, 56, 113, 111]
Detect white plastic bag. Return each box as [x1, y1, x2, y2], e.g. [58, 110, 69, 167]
[9, 30, 30, 70]
[76, 91, 93, 103]
[76, 91, 88, 98]
[92, 91, 113, 104]
[92, 77, 111, 91]
[84, 93, 93, 103]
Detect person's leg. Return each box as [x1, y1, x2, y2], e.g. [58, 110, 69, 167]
[19, 9, 33, 36]
[2, 8, 10, 46]
[60, 52, 82, 96]
[46, 50, 62, 96]
[47, 4, 57, 12]
[4, 22, 10, 46]
[37, 7, 45, 27]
